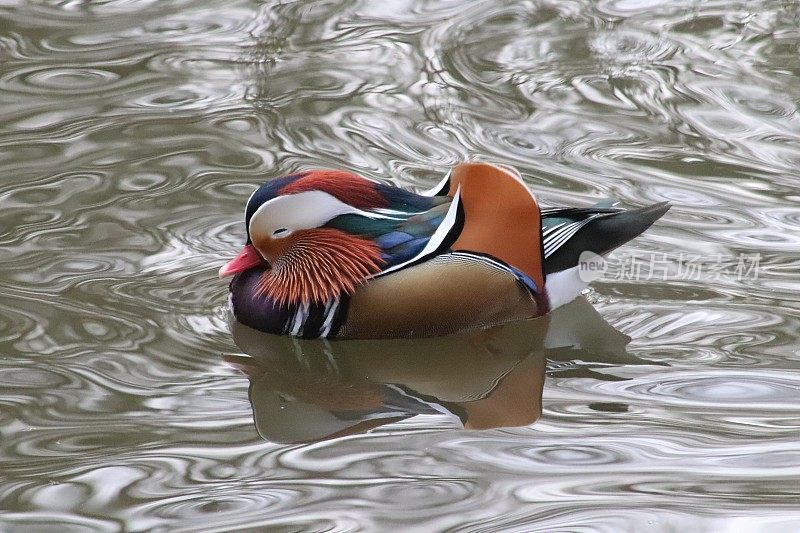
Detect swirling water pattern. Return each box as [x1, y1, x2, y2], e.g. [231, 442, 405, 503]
[1, 0, 799, 531]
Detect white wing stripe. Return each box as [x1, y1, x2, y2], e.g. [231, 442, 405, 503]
[376, 186, 462, 276]
[543, 220, 582, 255]
[542, 221, 566, 238]
[544, 220, 591, 257]
[543, 215, 603, 257]
[544, 224, 584, 257]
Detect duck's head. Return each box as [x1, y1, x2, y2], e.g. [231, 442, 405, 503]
[219, 170, 393, 307]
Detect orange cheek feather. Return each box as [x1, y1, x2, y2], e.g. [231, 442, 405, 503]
[253, 228, 384, 307]
[251, 233, 288, 265]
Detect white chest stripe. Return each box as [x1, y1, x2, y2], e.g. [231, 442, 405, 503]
[289, 301, 309, 337]
[318, 296, 340, 338]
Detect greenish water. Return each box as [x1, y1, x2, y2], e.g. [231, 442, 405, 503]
[2, 1, 799, 531]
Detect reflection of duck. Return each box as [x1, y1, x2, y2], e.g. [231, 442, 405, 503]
[228, 298, 654, 443]
[219, 162, 669, 339]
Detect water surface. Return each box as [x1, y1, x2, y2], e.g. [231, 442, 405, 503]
[2, 1, 800, 531]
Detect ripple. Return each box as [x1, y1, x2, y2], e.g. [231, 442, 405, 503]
[590, 28, 677, 71]
[362, 480, 477, 510]
[25, 67, 120, 90]
[1, 513, 119, 533]
[523, 444, 628, 466]
[644, 373, 800, 406]
[2, 0, 800, 530]
[141, 490, 302, 521]
[0, 368, 69, 389]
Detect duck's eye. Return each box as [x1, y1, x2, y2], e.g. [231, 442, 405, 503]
[272, 228, 290, 238]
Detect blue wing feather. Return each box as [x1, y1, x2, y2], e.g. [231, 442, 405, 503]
[323, 196, 453, 274]
[383, 237, 429, 267]
[375, 231, 415, 249]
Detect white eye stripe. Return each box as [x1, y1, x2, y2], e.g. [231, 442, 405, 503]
[248, 190, 394, 241]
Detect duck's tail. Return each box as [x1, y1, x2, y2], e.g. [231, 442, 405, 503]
[541, 201, 671, 275]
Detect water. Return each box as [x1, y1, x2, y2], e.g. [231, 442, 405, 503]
[1, 0, 799, 530]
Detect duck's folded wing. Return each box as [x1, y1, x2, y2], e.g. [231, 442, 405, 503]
[370, 162, 548, 291]
[374, 202, 455, 268]
[541, 202, 670, 274]
[322, 193, 459, 273]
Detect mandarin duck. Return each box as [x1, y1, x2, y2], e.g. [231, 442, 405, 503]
[220, 162, 669, 339]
